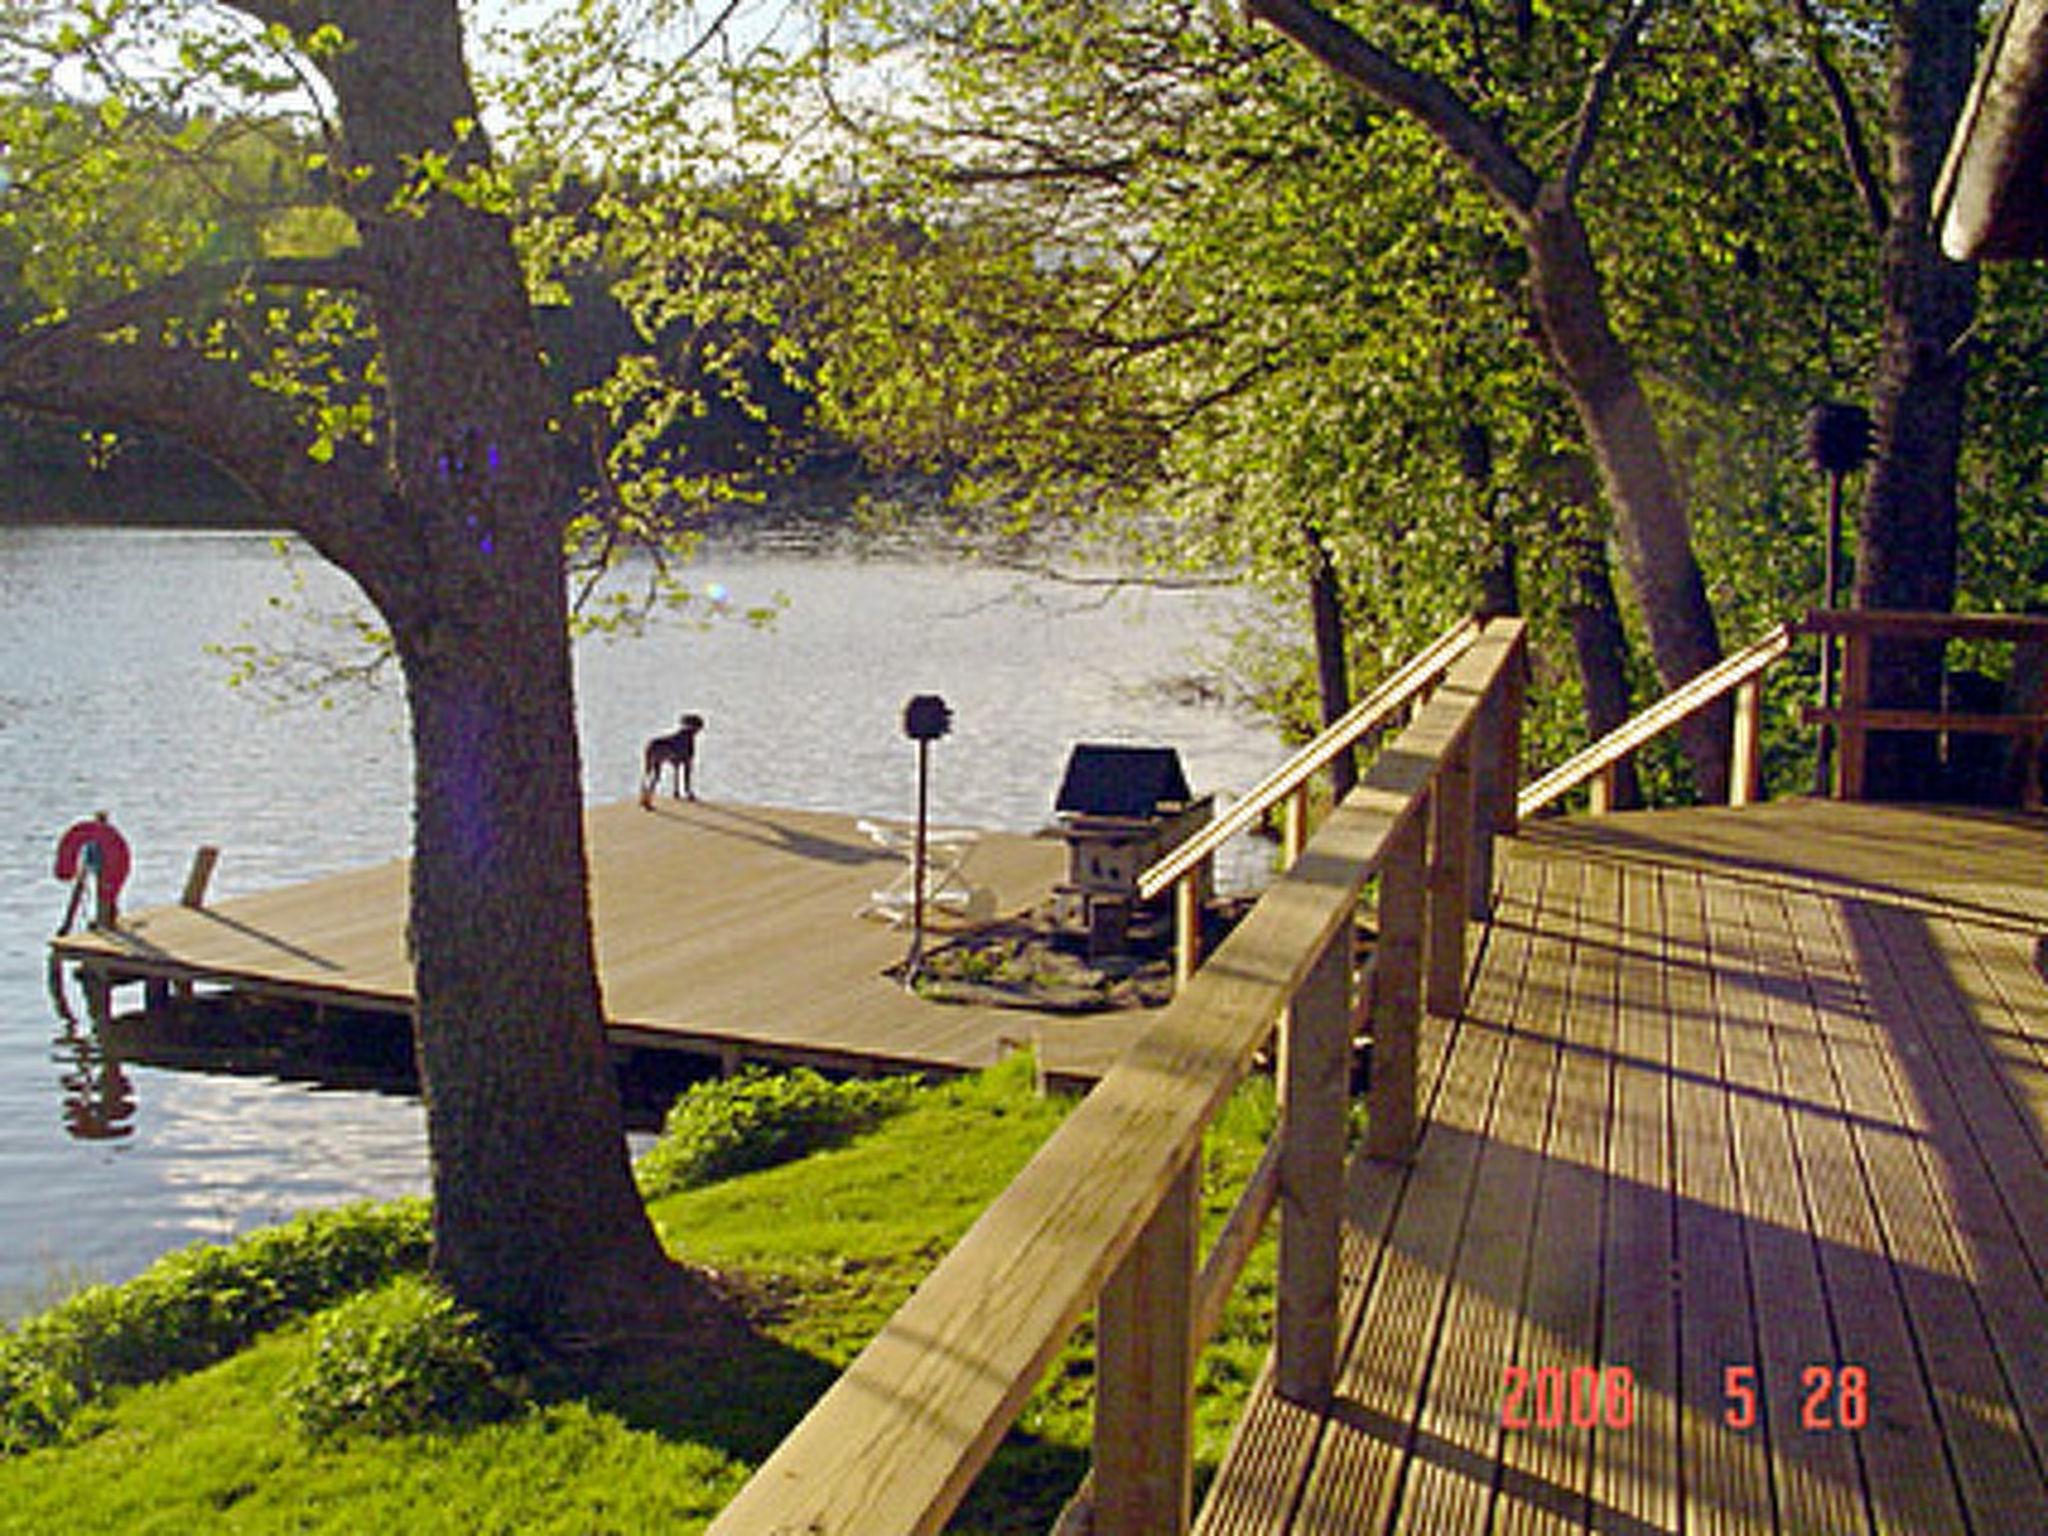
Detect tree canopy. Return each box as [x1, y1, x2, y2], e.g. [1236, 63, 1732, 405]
[660, 0, 2048, 795]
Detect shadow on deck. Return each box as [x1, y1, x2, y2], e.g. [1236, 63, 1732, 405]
[1199, 799, 2048, 1535]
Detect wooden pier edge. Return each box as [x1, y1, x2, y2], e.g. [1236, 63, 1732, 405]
[47, 802, 1157, 1087]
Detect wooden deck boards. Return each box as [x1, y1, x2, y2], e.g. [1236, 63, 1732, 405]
[50, 799, 1149, 1085]
[1199, 798, 2048, 1534]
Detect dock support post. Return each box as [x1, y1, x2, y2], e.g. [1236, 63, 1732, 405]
[1838, 630, 1871, 799]
[1469, 647, 1523, 916]
[1730, 677, 1763, 806]
[1588, 761, 1618, 814]
[1283, 785, 1310, 866]
[181, 846, 220, 908]
[1096, 1156, 1197, 1536]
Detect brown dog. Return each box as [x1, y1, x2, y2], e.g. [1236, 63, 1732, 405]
[640, 713, 704, 806]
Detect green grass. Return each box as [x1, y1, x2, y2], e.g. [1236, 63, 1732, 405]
[0, 1053, 1282, 1534]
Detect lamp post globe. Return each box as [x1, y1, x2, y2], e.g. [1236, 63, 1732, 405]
[904, 694, 953, 742]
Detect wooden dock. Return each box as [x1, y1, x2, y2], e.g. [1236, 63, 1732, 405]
[50, 799, 1152, 1087]
[1198, 798, 2048, 1534]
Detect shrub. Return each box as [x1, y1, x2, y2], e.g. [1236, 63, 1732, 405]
[286, 1274, 516, 1441]
[0, 1353, 79, 1456]
[636, 1067, 916, 1200]
[0, 1199, 428, 1454]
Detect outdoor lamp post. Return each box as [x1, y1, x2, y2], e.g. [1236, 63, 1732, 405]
[901, 693, 954, 984]
[1804, 402, 1874, 792]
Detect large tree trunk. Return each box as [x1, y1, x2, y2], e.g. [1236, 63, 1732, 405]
[1544, 453, 1644, 809]
[1855, 0, 1977, 799]
[1524, 190, 1728, 801]
[1567, 533, 1646, 811]
[263, 0, 712, 1340]
[0, 1, 720, 1335]
[1461, 420, 1520, 621]
[393, 545, 692, 1336]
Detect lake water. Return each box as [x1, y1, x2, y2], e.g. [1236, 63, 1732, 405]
[0, 523, 1283, 1315]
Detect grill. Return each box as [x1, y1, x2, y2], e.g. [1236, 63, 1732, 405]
[1051, 744, 1212, 954]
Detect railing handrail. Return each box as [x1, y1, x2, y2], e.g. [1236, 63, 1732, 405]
[1135, 615, 1482, 902]
[1799, 608, 2048, 644]
[707, 618, 1528, 1536]
[1516, 623, 1794, 819]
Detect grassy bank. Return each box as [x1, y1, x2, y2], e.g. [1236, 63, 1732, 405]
[0, 1054, 1279, 1533]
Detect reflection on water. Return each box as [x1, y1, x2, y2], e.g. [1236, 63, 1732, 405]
[1, 522, 1283, 1315]
[47, 961, 135, 1143]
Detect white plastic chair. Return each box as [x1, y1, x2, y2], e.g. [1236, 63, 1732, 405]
[857, 819, 996, 925]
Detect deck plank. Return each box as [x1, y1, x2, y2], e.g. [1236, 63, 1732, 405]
[1770, 876, 1966, 1536]
[1589, 858, 1679, 1536]
[1662, 864, 1777, 1536]
[1709, 874, 1867, 1535]
[1385, 848, 1556, 1533]
[1489, 847, 1611, 1536]
[1196, 799, 2048, 1536]
[1191, 854, 1544, 1536]
[1825, 894, 2048, 1530]
[1279, 861, 1544, 1530]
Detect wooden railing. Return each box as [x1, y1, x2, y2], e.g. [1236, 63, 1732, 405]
[1516, 624, 1793, 819]
[1517, 609, 2048, 821]
[706, 618, 1528, 1536]
[1136, 615, 1486, 985]
[1801, 609, 2048, 807]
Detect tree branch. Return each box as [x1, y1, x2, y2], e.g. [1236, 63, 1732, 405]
[0, 273, 385, 562]
[1244, 0, 1543, 219]
[1791, 0, 1890, 235]
[1559, 0, 1659, 200]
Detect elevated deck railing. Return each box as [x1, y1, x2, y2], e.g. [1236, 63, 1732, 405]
[1517, 622, 1794, 819]
[1137, 614, 1488, 985]
[1517, 609, 2048, 821]
[707, 617, 1529, 1536]
[1801, 608, 2048, 807]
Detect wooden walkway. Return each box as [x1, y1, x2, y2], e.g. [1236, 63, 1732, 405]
[1200, 798, 2048, 1535]
[51, 800, 1149, 1086]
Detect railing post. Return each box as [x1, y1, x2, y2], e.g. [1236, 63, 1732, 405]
[1730, 675, 1763, 807]
[1366, 808, 1426, 1162]
[1173, 865, 1206, 988]
[1468, 663, 1517, 919]
[1838, 625, 1871, 799]
[1588, 761, 1618, 815]
[1277, 915, 1350, 1406]
[1427, 736, 1474, 1018]
[1096, 1156, 1198, 1535]
[180, 845, 220, 908]
[1284, 784, 1311, 865]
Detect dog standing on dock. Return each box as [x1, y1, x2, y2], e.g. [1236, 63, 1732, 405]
[640, 713, 705, 807]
